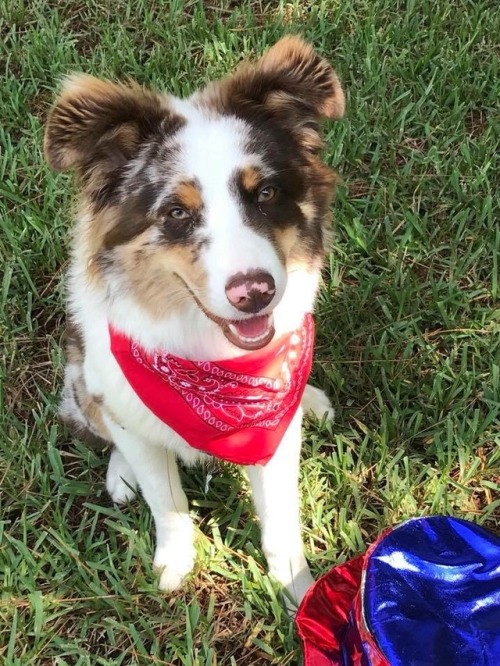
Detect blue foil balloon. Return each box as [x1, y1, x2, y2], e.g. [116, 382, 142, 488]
[296, 516, 500, 665]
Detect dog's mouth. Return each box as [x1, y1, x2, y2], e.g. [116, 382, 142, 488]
[202, 307, 275, 351]
[175, 276, 275, 350]
[174, 274, 275, 350]
[222, 314, 275, 351]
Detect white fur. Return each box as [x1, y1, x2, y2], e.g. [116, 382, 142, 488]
[104, 417, 195, 591]
[246, 407, 314, 609]
[66, 100, 334, 605]
[159, 105, 287, 321]
[302, 384, 335, 422]
[106, 447, 137, 504]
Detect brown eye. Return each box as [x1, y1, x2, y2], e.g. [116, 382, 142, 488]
[168, 207, 190, 220]
[257, 186, 277, 203]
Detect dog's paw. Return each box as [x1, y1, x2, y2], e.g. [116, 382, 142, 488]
[282, 568, 315, 614]
[267, 555, 315, 615]
[154, 544, 195, 592]
[106, 448, 137, 504]
[302, 384, 335, 422]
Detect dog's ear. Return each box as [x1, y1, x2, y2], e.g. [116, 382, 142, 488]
[205, 36, 345, 152]
[44, 74, 170, 173]
[250, 36, 345, 120]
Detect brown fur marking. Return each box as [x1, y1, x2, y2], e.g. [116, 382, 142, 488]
[239, 166, 262, 191]
[65, 320, 85, 364]
[200, 36, 345, 140]
[61, 319, 112, 443]
[73, 380, 110, 440]
[44, 73, 176, 174]
[257, 36, 345, 120]
[175, 181, 202, 211]
[111, 230, 209, 320]
[102, 206, 154, 250]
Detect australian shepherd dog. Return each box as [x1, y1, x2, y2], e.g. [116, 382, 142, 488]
[44, 36, 344, 606]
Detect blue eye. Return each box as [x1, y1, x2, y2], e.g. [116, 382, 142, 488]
[168, 207, 190, 220]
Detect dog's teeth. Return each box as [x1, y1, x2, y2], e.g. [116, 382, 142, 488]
[228, 324, 270, 343]
[228, 315, 273, 346]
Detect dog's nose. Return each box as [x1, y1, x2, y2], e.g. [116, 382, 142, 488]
[225, 270, 276, 313]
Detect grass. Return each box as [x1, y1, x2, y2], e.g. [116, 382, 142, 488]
[0, 0, 499, 663]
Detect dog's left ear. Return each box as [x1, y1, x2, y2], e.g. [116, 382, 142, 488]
[205, 36, 345, 152]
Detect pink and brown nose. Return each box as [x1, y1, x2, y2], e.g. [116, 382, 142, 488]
[225, 270, 276, 314]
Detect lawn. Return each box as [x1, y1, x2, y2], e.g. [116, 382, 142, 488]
[0, 0, 499, 664]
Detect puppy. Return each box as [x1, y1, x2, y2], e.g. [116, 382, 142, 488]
[44, 36, 344, 605]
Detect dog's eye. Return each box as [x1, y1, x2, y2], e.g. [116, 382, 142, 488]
[168, 207, 190, 220]
[257, 186, 277, 203]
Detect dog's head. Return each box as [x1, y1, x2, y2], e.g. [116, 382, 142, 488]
[45, 37, 344, 350]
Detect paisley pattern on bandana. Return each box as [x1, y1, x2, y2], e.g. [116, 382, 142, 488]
[110, 315, 314, 465]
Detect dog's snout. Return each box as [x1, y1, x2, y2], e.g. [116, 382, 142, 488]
[225, 270, 276, 314]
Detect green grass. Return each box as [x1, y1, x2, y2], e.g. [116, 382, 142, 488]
[1, 0, 499, 663]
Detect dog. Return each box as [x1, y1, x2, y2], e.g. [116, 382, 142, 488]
[44, 36, 344, 606]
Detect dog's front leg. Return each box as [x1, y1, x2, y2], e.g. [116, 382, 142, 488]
[246, 408, 313, 609]
[103, 418, 195, 592]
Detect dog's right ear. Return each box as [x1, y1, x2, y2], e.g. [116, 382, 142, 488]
[44, 74, 172, 173]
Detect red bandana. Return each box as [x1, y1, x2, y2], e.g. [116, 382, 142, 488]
[109, 315, 314, 465]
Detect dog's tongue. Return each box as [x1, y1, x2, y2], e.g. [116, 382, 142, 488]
[232, 315, 270, 339]
[225, 314, 275, 350]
